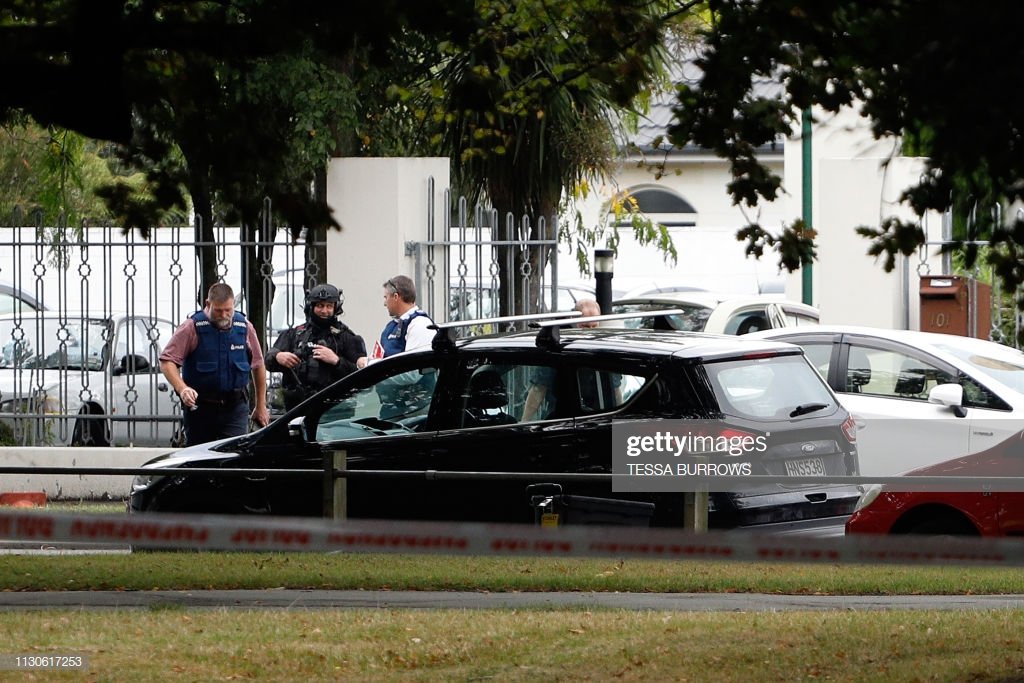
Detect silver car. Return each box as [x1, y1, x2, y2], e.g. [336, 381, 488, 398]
[0, 311, 179, 446]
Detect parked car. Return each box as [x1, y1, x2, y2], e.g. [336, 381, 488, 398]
[612, 292, 820, 335]
[0, 278, 46, 314]
[130, 319, 859, 531]
[449, 279, 596, 321]
[747, 325, 1024, 476]
[0, 311, 180, 446]
[845, 430, 1024, 536]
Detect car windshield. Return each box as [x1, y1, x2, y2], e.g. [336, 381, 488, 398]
[935, 341, 1024, 393]
[703, 354, 835, 421]
[612, 302, 713, 332]
[0, 318, 109, 370]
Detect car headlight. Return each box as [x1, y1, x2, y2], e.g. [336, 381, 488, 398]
[131, 474, 163, 492]
[853, 484, 883, 513]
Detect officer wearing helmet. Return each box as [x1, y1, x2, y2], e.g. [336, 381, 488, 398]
[264, 283, 366, 411]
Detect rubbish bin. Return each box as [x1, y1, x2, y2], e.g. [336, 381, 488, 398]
[919, 275, 991, 339]
[527, 483, 656, 528]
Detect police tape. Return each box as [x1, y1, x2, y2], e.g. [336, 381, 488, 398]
[2, 509, 1024, 566]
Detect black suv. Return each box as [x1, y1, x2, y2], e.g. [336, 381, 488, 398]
[129, 319, 859, 530]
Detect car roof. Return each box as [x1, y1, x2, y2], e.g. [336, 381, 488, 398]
[613, 292, 819, 312]
[0, 279, 46, 310]
[0, 311, 170, 323]
[432, 326, 806, 361]
[747, 324, 1023, 356]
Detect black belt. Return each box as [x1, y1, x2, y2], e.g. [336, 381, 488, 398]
[197, 390, 247, 406]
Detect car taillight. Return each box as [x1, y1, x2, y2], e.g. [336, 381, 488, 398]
[740, 352, 779, 360]
[718, 428, 758, 441]
[841, 414, 857, 443]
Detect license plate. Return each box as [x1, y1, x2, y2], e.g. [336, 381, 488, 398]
[784, 457, 826, 477]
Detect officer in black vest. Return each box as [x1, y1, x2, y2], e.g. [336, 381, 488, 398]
[264, 283, 366, 411]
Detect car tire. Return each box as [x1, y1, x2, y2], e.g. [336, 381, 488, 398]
[903, 514, 978, 536]
[71, 409, 109, 447]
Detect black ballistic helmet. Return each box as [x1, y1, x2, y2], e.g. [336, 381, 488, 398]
[305, 283, 343, 317]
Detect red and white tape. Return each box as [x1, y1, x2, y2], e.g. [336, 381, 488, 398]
[2, 510, 1023, 566]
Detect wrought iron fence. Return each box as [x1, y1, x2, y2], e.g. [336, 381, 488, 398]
[0, 194, 568, 448]
[0, 210, 317, 447]
[410, 180, 563, 334]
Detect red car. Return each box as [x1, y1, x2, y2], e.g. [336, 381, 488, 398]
[845, 431, 1024, 536]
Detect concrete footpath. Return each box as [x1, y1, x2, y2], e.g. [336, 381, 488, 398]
[1, 590, 1024, 612]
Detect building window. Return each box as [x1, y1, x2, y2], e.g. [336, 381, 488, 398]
[615, 186, 697, 227]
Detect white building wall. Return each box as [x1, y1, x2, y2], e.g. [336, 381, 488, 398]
[567, 156, 790, 295]
[784, 106, 944, 328]
[325, 158, 449, 346]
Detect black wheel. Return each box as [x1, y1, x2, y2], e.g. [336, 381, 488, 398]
[71, 410, 109, 447]
[903, 514, 978, 536]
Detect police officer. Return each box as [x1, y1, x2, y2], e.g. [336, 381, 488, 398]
[264, 283, 366, 411]
[159, 282, 270, 446]
[356, 275, 434, 367]
[355, 275, 435, 419]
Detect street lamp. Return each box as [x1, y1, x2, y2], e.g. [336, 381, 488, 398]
[594, 249, 614, 314]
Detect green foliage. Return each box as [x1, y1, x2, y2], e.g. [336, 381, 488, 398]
[0, 120, 118, 226]
[421, 0, 679, 219]
[567, 184, 679, 276]
[1, 0, 480, 233]
[668, 1, 1024, 305]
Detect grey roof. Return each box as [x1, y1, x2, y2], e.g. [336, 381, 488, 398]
[625, 54, 785, 156]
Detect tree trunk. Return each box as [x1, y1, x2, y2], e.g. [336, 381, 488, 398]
[191, 184, 217, 306]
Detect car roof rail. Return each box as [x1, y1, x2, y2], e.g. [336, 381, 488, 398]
[430, 311, 582, 352]
[533, 309, 686, 349]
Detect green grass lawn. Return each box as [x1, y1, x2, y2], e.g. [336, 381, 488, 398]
[5, 501, 1024, 681]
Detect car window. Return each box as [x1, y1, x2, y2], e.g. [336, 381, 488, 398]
[0, 317, 107, 370]
[0, 292, 40, 314]
[723, 308, 772, 335]
[705, 354, 835, 420]
[782, 309, 819, 326]
[934, 342, 1024, 394]
[457, 363, 529, 427]
[844, 345, 956, 400]
[956, 372, 1012, 411]
[113, 318, 173, 374]
[315, 363, 442, 440]
[462, 360, 649, 425]
[612, 302, 713, 331]
[798, 342, 833, 380]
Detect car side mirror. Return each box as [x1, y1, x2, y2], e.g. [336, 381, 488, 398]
[113, 354, 150, 375]
[287, 416, 306, 440]
[928, 383, 967, 418]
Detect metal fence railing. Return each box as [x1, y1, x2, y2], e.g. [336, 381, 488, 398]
[0, 213, 317, 448]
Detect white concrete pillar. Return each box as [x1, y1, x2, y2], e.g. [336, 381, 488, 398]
[325, 158, 450, 348]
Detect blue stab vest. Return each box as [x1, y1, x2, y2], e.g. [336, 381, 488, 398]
[380, 310, 430, 357]
[182, 311, 251, 393]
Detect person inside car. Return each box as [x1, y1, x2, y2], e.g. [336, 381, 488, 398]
[520, 298, 602, 422]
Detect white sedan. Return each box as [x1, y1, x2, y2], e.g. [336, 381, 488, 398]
[612, 292, 819, 335]
[748, 325, 1024, 476]
[0, 311, 180, 446]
